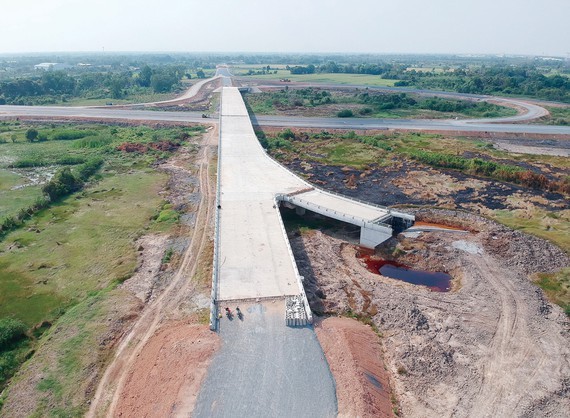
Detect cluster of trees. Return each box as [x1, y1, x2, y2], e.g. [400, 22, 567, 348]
[0, 64, 190, 104]
[398, 66, 570, 102]
[0, 158, 103, 236]
[287, 62, 397, 76]
[283, 61, 570, 103]
[358, 92, 506, 115]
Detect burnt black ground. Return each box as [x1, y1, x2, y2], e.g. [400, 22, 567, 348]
[282, 158, 568, 212]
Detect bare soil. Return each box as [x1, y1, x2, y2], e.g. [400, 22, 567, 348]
[87, 126, 219, 417]
[290, 209, 570, 417]
[114, 321, 219, 418]
[315, 317, 395, 418]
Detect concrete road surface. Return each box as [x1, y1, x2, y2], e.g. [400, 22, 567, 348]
[1, 106, 569, 136]
[193, 301, 337, 418]
[251, 114, 570, 135]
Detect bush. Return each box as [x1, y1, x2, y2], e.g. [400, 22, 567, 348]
[50, 129, 96, 141]
[57, 156, 86, 166]
[279, 128, 295, 140]
[42, 167, 83, 202]
[337, 109, 354, 118]
[0, 318, 27, 350]
[75, 158, 104, 181]
[25, 128, 38, 142]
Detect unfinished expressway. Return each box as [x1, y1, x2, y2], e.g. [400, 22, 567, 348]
[1, 70, 569, 417]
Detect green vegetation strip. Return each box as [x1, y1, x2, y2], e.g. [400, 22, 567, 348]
[243, 89, 516, 119]
[0, 122, 204, 396]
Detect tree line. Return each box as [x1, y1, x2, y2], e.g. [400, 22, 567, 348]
[0, 65, 193, 104]
[285, 62, 570, 103]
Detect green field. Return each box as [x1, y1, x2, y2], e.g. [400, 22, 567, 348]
[243, 89, 516, 119]
[0, 122, 204, 398]
[232, 66, 396, 86]
[543, 106, 570, 125]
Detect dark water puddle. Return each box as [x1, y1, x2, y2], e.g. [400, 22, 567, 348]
[365, 372, 383, 390]
[360, 256, 451, 292]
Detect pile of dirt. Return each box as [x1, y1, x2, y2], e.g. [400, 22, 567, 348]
[121, 235, 170, 303]
[315, 317, 395, 417]
[114, 321, 219, 418]
[291, 209, 570, 417]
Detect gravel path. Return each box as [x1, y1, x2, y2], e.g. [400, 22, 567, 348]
[193, 301, 338, 418]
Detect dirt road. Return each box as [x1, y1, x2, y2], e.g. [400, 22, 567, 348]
[87, 126, 219, 417]
[290, 209, 570, 417]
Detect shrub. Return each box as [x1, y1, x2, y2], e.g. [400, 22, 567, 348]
[25, 128, 38, 142]
[56, 156, 86, 166]
[42, 167, 83, 202]
[337, 109, 354, 118]
[279, 128, 295, 140]
[75, 158, 104, 181]
[0, 318, 27, 350]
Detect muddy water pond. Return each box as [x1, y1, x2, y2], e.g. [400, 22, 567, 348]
[360, 256, 451, 292]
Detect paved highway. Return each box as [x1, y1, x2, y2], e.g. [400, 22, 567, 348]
[1, 105, 568, 136]
[253, 114, 570, 135]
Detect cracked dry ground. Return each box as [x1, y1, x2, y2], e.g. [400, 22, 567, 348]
[291, 209, 570, 418]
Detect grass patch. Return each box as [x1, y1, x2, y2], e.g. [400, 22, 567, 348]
[2, 288, 141, 417]
[234, 67, 396, 86]
[535, 268, 570, 316]
[0, 169, 166, 327]
[493, 209, 570, 255]
[243, 89, 516, 119]
[0, 171, 43, 220]
[543, 106, 570, 125]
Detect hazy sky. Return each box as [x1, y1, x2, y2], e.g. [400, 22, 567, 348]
[1, 0, 568, 56]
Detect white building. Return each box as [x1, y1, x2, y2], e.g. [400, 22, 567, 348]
[34, 63, 70, 71]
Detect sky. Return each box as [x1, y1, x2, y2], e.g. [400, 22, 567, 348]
[0, 0, 568, 56]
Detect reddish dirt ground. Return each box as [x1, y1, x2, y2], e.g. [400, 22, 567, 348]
[315, 317, 395, 418]
[114, 322, 219, 418]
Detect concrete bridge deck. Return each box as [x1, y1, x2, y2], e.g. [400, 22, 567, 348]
[214, 87, 414, 316]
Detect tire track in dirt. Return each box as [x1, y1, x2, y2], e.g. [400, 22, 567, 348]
[468, 255, 564, 417]
[86, 126, 218, 417]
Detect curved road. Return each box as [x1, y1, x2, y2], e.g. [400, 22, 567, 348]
[245, 80, 551, 123]
[1, 103, 570, 135]
[0, 69, 568, 136]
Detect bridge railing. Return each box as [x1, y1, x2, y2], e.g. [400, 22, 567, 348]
[273, 196, 313, 325]
[209, 94, 223, 331]
[278, 194, 393, 232]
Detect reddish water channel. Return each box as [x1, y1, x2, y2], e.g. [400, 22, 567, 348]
[360, 256, 451, 292]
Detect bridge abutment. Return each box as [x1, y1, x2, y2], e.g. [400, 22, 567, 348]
[360, 224, 393, 248]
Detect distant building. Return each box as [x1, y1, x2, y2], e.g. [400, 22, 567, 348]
[34, 63, 70, 71]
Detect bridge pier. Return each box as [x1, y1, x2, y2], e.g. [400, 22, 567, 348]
[360, 224, 393, 248]
[295, 206, 306, 216]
